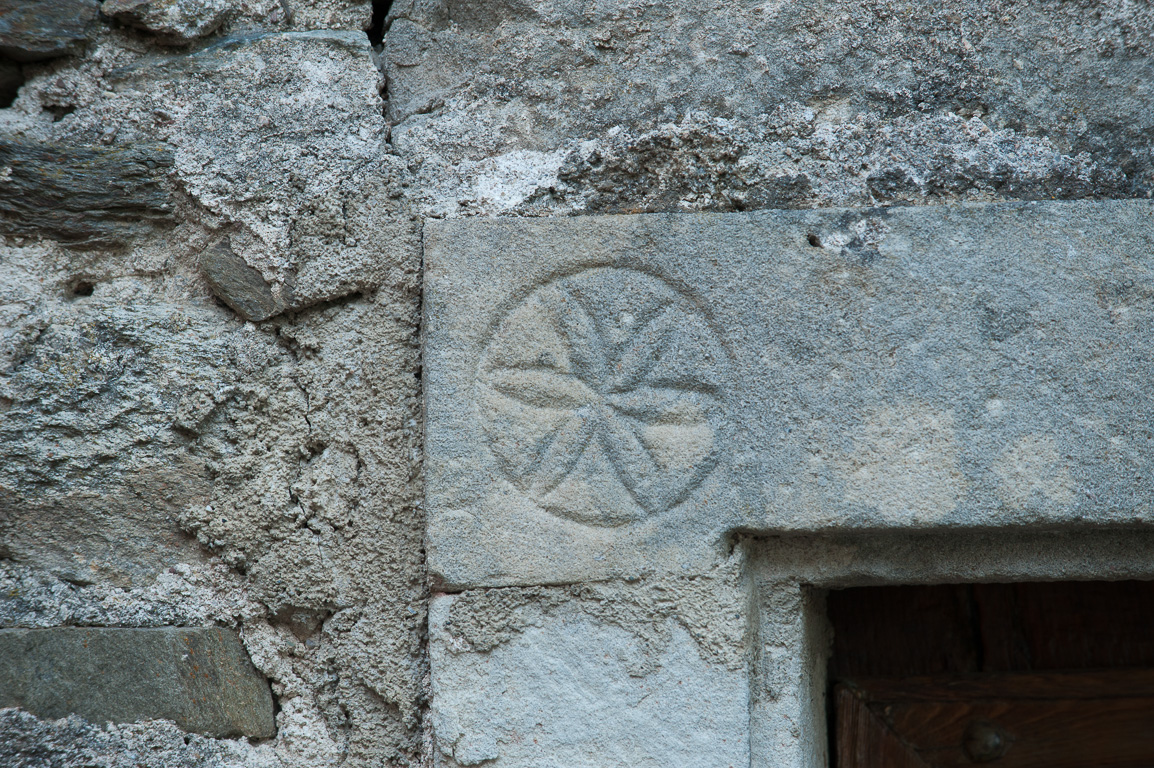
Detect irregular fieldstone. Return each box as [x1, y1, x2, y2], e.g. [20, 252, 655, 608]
[384, 0, 1154, 216]
[102, 0, 233, 44]
[0, 0, 98, 62]
[0, 286, 246, 588]
[105, 31, 414, 311]
[0, 139, 173, 247]
[0, 627, 276, 738]
[200, 239, 285, 322]
[423, 199, 1154, 588]
[0, 708, 275, 768]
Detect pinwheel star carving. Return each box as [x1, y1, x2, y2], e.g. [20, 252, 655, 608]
[477, 268, 727, 526]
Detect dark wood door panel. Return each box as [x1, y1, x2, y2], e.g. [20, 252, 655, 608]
[838, 671, 1154, 768]
[832, 581, 1154, 767]
[850, 668, 1154, 701]
[974, 582, 1154, 672]
[828, 585, 979, 678]
[829, 581, 1154, 679]
[835, 687, 929, 768]
[888, 698, 1154, 767]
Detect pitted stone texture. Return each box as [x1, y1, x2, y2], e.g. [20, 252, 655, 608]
[0, 263, 240, 587]
[429, 593, 750, 768]
[0, 561, 261, 630]
[0, 627, 275, 737]
[0, 709, 281, 768]
[425, 200, 1154, 587]
[383, 0, 1153, 216]
[0, 228, 422, 762]
[102, 0, 235, 44]
[0, 8, 420, 768]
[98, 31, 416, 312]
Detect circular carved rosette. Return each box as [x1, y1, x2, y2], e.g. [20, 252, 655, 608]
[476, 267, 727, 527]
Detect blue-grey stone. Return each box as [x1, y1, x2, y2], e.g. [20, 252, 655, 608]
[0, 0, 97, 62]
[0, 627, 276, 738]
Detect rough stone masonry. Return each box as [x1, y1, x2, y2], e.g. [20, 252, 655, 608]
[0, 0, 1152, 766]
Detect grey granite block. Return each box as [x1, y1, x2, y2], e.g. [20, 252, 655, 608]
[0, 627, 276, 737]
[424, 200, 1154, 588]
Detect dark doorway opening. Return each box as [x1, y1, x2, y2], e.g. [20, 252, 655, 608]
[828, 581, 1154, 767]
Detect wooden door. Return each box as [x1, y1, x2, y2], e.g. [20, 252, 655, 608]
[830, 581, 1154, 768]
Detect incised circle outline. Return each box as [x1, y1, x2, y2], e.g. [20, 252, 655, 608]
[475, 267, 728, 527]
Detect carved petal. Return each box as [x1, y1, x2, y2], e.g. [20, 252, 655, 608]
[487, 367, 598, 410]
[607, 305, 678, 393]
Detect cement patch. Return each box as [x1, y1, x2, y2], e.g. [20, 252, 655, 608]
[428, 594, 750, 768]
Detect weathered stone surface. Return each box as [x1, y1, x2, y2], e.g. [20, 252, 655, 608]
[102, 0, 233, 44]
[0, 139, 173, 247]
[0, 560, 260, 630]
[0, 256, 248, 587]
[5, 0, 1152, 764]
[747, 572, 828, 768]
[0, 0, 97, 62]
[384, 0, 1153, 216]
[425, 199, 1154, 587]
[201, 239, 284, 321]
[0, 1, 429, 765]
[0, 627, 275, 737]
[0, 708, 280, 768]
[102, 31, 417, 311]
[2, 26, 425, 764]
[429, 591, 750, 768]
[752, 528, 1154, 589]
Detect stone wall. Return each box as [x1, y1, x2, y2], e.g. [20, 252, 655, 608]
[1, 2, 424, 765]
[1, 1, 1151, 766]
